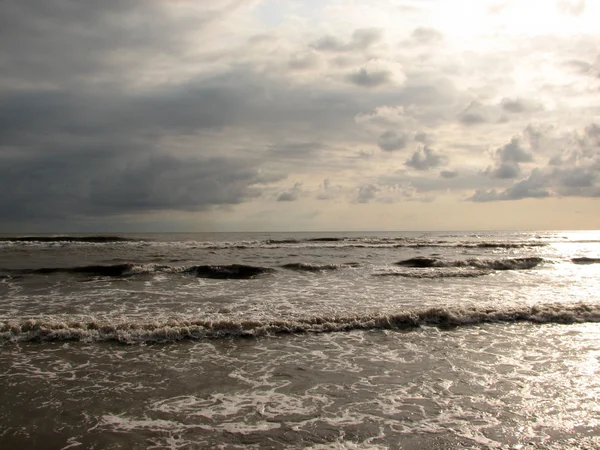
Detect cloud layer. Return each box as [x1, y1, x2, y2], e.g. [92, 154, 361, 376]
[0, 0, 599, 231]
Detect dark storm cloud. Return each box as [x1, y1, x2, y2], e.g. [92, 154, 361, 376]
[405, 146, 446, 171]
[0, 84, 243, 142]
[0, 0, 226, 88]
[89, 156, 272, 212]
[5, 0, 594, 231]
[0, 46, 463, 223]
[4, 3, 418, 223]
[0, 152, 276, 221]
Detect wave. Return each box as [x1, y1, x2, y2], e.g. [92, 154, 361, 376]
[15, 263, 275, 279]
[215, 240, 547, 250]
[7, 254, 593, 280]
[0, 235, 138, 243]
[464, 242, 546, 249]
[395, 257, 544, 270]
[571, 257, 600, 265]
[306, 237, 345, 242]
[25, 264, 140, 277]
[0, 235, 548, 250]
[374, 269, 492, 279]
[183, 265, 275, 279]
[281, 262, 360, 272]
[265, 239, 300, 244]
[3, 303, 600, 344]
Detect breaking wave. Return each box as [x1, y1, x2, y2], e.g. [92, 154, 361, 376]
[14, 264, 275, 279]
[0, 235, 138, 243]
[25, 264, 141, 277]
[184, 265, 275, 279]
[203, 240, 548, 250]
[3, 303, 600, 344]
[5, 255, 595, 280]
[571, 257, 600, 265]
[265, 239, 300, 244]
[395, 257, 544, 270]
[374, 269, 492, 279]
[306, 237, 344, 242]
[281, 262, 360, 272]
[1, 235, 548, 250]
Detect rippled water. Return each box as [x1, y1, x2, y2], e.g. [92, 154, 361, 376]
[1, 231, 599, 448]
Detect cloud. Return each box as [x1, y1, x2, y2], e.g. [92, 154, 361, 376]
[377, 131, 409, 151]
[346, 60, 406, 88]
[471, 122, 600, 201]
[288, 51, 321, 71]
[470, 169, 551, 202]
[317, 178, 344, 200]
[564, 59, 593, 74]
[0, 153, 276, 220]
[440, 170, 458, 179]
[459, 112, 487, 125]
[1, 1, 599, 230]
[500, 98, 542, 114]
[414, 131, 434, 143]
[409, 27, 444, 44]
[347, 68, 392, 87]
[277, 182, 302, 202]
[405, 146, 447, 171]
[354, 105, 416, 129]
[496, 138, 533, 163]
[483, 137, 534, 179]
[312, 28, 383, 52]
[457, 99, 524, 126]
[356, 184, 379, 203]
[0, 0, 244, 90]
[557, 0, 586, 16]
[487, 162, 522, 179]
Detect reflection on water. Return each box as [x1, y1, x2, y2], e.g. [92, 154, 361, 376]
[2, 323, 600, 448]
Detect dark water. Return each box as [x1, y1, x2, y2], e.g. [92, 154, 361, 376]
[1, 231, 600, 449]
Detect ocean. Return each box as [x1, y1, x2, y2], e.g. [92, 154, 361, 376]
[1, 230, 599, 449]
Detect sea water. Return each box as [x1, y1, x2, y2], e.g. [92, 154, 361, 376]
[1, 231, 599, 448]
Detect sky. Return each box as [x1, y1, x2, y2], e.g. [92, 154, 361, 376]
[0, 0, 599, 232]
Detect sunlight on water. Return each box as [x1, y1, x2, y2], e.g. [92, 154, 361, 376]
[1, 231, 599, 448]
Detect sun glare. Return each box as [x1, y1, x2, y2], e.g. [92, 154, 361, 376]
[434, 0, 596, 39]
